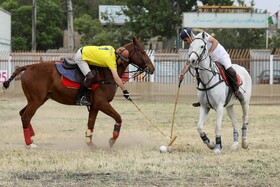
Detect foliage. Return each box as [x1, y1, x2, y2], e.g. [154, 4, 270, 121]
[207, 29, 266, 49]
[123, 0, 197, 42]
[1, 0, 280, 50]
[269, 30, 280, 49]
[0, 0, 65, 51]
[200, 0, 234, 6]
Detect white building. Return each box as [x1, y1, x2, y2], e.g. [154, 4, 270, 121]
[0, 8, 11, 51]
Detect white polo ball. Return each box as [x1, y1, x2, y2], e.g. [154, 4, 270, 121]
[159, 145, 168, 153]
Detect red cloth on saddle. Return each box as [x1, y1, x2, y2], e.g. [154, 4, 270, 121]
[215, 63, 242, 86]
[61, 76, 100, 90]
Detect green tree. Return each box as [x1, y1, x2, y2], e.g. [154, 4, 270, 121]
[123, 0, 197, 47]
[0, 0, 65, 51]
[72, 0, 130, 48]
[200, 0, 234, 6]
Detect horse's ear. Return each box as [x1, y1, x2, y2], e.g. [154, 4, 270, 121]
[133, 37, 136, 44]
[132, 37, 141, 44]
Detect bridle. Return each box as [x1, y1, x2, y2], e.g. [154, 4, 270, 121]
[188, 38, 208, 65]
[189, 38, 227, 109]
[122, 43, 151, 83]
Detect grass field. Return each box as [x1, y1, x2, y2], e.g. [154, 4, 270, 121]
[0, 82, 279, 186]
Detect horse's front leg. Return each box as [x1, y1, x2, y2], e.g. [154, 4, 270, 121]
[98, 102, 122, 148]
[214, 105, 224, 154]
[85, 107, 99, 147]
[241, 101, 250, 149]
[197, 106, 215, 149]
[226, 105, 239, 151]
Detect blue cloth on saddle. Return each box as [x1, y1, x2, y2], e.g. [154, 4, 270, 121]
[55, 63, 82, 83]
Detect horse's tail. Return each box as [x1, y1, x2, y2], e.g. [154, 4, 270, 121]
[2, 65, 29, 89]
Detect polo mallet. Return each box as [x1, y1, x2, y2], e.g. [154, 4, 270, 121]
[168, 79, 183, 146]
[128, 98, 177, 145]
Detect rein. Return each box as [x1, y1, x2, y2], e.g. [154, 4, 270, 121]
[190, 38, 228, 109]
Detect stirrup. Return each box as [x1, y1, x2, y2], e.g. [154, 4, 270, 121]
[76, 96, 91, 106]
[192, 102, 201, 107]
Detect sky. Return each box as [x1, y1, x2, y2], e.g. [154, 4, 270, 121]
[238, 0, 280, 15]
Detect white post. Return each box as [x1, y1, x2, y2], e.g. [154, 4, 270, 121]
[266, 29, 269, 49]
[67, 0, 74, 50]
[32, 0, 36, 51]
[150, 53, 155, 82]
[8, 55, 12, 79]
[269, 55, 273, 85]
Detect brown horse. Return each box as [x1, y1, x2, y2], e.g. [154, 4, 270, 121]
[3, 38, 155, 148]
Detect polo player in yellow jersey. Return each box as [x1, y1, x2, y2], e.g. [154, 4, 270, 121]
[74, 46, 130, 106]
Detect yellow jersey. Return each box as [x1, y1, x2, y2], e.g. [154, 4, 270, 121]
[82, 46, 117, 71]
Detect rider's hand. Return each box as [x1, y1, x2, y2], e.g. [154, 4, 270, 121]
[123, 90, 131, 100]
[179, 74, 184, 81]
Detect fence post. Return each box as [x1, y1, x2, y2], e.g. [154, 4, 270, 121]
[150, 53, 155, 82]
[8, 55, 12, 79]
[269, 55, 273, 85]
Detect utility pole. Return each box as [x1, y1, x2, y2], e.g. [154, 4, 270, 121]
[67, 0, 74, 50]
[32, 0, 36, 51]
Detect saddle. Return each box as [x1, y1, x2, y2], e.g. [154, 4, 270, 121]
[214, 62, 242, 86]
[55, 58, 99, 89]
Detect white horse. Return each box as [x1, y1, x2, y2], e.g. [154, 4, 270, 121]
[188, 33, 252, 154]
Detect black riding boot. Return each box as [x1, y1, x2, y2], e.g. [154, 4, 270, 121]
[193, 69, 201, 107]
[76, 84, 91, 106]
[76, 71, 95, 106]
[226, 67, 244, 102]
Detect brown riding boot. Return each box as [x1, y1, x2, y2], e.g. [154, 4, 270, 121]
[76, 71, 95, 106]
[226, 67, 244, 102]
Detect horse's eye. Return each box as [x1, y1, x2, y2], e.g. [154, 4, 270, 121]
[201, 46, 204, 48]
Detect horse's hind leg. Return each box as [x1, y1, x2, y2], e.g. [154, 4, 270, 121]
[19, 106, 35, 137]
[226, 105, 239, 151]
[20, 100, 46, 147]
[197, 107, 215, 150]
[241, 101, 250, 149]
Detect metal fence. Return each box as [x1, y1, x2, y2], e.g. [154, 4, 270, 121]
[0, 49, 280, 85]
[0, 49, 280, 105]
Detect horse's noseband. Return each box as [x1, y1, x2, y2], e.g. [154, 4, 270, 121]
[189, 38, 207, 65]
[131, 44, 151, 73]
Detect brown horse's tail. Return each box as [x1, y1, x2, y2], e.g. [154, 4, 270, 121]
[2, 65, 29, 89]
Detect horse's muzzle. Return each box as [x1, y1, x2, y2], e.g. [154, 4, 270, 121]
[145, 67, 154, 75]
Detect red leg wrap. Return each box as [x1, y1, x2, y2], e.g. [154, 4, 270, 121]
[112, 123, 122, 139]
[28, 124, 35, 137]
[112, 131, 120, 139]
[23, 128, 33, 145]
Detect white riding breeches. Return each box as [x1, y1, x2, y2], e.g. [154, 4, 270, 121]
[216, 53, 232, 70]
[74, 48, 91, 76]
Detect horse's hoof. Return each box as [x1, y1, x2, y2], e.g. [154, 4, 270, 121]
[214, 148, 221, 155]
[231, 141, 239, 151]
[207, 142, 215, 150]
[242, 138, 249, 149]
[85, 129, 93, 144]
[25, 143, 37, 149]
[109, 138, 116, 148]
[86, 141, 97, 148]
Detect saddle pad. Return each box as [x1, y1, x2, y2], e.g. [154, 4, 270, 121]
[215, 62, 242, 86]
[61, 76, 99, 90]
[56, 63, 81, 82]
[55, 62, 100, 90]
